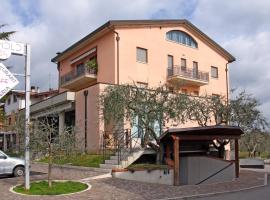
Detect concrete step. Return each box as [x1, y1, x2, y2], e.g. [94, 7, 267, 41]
[93, 168, 112, 173]
[105, 159, 119, 165]
[110, 155, 118, 160]
[100, 164, 120, 169]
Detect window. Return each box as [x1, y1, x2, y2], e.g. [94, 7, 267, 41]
[212, 93, 220, 98]
[7, 97, 11, 105]
[193, 91, 199, 96]
[76, 63, 85, 76]
[181, 58, 186, 71]
[193, 61, 198, 78]
[181, 89, 188, 94]
[13, 95, 17, 103]
[168, 55, 174, 76]
[211, 66, 218, 78]
[136, 47, 148, 63]
[166, 30, 198, 48]
[168, 55, 173, 69]
[137, 82, 148, 88]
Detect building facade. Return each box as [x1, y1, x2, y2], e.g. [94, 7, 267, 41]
[50, 20, 235, 153]
[0, 87, 58, 151]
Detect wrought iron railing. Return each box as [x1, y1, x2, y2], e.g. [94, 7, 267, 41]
[167, 65, 209, 82]
[60, 65, 97, 86]
[102, 128, 143, 165]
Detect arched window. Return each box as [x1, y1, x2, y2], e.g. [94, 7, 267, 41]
[166, 30, 198, 48]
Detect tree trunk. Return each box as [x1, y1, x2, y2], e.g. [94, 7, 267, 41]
[48, 145, 52, 188]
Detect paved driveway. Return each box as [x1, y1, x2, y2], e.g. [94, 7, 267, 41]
[194, 175, 270, 200]
[0, 164, 266, 200]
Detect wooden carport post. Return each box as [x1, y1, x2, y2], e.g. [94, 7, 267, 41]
[234, 139, 239, 178]
[173, 135, 180, 186]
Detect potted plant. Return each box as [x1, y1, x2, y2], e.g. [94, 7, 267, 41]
[85, 57, 98, 73]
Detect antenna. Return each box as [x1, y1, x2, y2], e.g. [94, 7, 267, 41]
[49, 73, 51, 90]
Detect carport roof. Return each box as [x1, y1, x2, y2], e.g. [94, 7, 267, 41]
[160, 125, 244, 141]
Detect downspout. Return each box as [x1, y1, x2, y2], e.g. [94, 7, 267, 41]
[83, 90, 88, 153]
[57, 62, 60, 89]
[225, 62, 229, 106]
[225, 62, 229, 126]
[107, 26, 120, 85]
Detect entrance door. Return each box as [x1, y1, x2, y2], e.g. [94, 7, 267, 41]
[193, 61, 198, 79]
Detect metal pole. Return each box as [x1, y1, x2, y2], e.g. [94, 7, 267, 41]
[24, 44, 31, 190]
[83, 90, 88, 153]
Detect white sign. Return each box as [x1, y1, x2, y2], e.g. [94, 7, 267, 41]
[0, 63, 19, 99]
[0, 40, 25, 60]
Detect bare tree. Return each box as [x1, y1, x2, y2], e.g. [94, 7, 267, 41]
[30, 116, 77, 187]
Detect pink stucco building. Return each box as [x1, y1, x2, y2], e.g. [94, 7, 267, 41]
[49, 20, 235, 153]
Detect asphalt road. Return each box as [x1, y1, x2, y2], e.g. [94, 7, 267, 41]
[194, 175, 270, 200]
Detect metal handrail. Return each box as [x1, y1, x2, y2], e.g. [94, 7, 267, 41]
[60, 65, 97, 85]
[102, 128, 143, 165]
[195, 162, 233, 185]
[168, 65, 209, 82]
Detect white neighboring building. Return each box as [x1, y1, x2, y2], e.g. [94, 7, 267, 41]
[4, 87, 58, 117]
[0, 87, 58, 151]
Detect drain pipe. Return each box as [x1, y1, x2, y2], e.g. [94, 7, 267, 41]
[225, 62, 229, 106]
[84, 90, 88, 153]
[107, 26, 120, 85]
[225, 62, 229, 126]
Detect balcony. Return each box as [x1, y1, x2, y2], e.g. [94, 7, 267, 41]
[167, 66, 209, 86]
[60, 65, 97, 91]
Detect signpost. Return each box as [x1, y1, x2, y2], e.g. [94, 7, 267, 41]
[0, 39, 31, 190]
[0, 63, 19, 98]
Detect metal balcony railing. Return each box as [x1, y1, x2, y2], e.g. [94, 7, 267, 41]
[167, 65, 209, 83]
[60, 65, 97, 86]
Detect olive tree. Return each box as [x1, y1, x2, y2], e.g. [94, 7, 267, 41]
[229, 91, 269, 157]
[100, 84, 189, 147]
[188, 90, 269, 157]
[30, 116, 77, 187]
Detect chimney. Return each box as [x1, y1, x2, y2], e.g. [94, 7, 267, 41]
[31, 86, 36, 93]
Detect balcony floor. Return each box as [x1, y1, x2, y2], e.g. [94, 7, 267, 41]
[167, 75, 208, 87]
[61, 74, 97, 91]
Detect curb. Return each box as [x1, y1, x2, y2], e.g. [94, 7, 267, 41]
[33, 162, 111, 173]
[155, 173, 268, 200]
[10, 180, 92, 197]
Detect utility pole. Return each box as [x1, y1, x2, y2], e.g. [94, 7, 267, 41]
[24, 44, 31, 190]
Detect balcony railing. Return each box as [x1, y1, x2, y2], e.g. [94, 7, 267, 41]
[60, 65, 97, 86]
[167, 65, 209, 83]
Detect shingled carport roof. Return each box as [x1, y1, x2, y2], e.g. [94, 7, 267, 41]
[160, 125, 244, 142]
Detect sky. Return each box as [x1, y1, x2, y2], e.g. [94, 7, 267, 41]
[1, 0, 270, 120]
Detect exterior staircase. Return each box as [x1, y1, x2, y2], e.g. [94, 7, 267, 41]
[100, 148, 145, 170]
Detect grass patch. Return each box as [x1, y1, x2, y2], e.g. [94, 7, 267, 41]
[13, 181, 88, 195]
[240, 151, 270, 159]
[127, 163, 169, 171]
[39, 154, 109, 168]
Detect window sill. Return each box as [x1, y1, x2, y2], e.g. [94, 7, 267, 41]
[136, 61, 148, 64]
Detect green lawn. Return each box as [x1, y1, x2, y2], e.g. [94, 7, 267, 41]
[39, 154, 109, 168]
[239, 151, 270, 159]
[13, 181, 88, 195]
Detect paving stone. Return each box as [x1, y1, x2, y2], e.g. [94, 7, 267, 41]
[0, 164, 265, 200]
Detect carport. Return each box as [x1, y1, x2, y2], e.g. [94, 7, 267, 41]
[159, 125, 244, 186]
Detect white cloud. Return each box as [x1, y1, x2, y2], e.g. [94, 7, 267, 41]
[191, 0, 270, 121]
[1, 0, 190, 91]
[1, 0, 270, 121]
